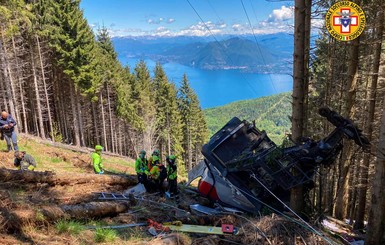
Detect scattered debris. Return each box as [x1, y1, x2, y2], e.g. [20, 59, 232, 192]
[84, 222, 147, 230]
[124, 183, 146, 196]
[190, 204, 223, 215]
[320, 216, 365, 244]
[164, 223, 239, 235]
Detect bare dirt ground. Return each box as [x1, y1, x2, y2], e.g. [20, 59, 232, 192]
[0, 135, 339, 244]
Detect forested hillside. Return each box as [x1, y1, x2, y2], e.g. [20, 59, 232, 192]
[291, 0, 385, 243]
[205, 92, 291, 144]
[0, 0, 208, 171]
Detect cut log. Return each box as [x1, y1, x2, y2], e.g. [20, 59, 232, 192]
[0, 168, 137, 186]
[43, 201, 135, 220]
[3, 201, 135, 232]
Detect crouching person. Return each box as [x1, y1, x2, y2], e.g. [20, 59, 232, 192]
[166, 155, 178, 197]
[135, 150, 149, 189]
[14, 151, 36, 171]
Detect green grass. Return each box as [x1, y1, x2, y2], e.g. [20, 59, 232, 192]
[94, 228, 118, 243]
[50, 157, 63, 163]
[0, 134, 135, 174]
[55, 220, 84, 235]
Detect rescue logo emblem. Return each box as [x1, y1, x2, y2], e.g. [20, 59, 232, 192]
[325, 1, 365, 41]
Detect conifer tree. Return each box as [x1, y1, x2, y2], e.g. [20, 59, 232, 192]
[153, 63, 184, 162]
[132, 60, 156, 153]
[177, 74, 208, 170]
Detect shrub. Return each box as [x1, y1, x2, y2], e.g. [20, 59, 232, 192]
[94, 228, 118, 243]
[55, 220, 83, 235]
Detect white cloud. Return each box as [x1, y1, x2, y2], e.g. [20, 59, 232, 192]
[147, 18, 160, 24]
[153, 26, 172, 36]
[176, 21, 227, 36]
[147, 17, 176, 25]
[267, 6, 294, 22]
[108, 28, 148, 37]
[231, 21, 293, 35]
[167, 18, 175, 24]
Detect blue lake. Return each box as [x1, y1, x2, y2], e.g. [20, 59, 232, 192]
[119, 57, 293, 109]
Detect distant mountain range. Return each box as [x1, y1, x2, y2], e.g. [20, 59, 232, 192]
[112, 33, 293, 74]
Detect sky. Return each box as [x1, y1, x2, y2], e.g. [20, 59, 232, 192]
[80, 0, 297, 37]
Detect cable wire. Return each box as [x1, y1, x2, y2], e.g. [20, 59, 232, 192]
[186, 0, 261, 97]
[241, 0, 278, 94]
[233, 173, 334, 245]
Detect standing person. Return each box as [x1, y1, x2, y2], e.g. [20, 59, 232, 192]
[148, 155, 167, 195]
[14, 151, 36, 171]
[166, 155, 178, 197]
[0, 111, 18, 152]
[92, 145, 104, 174]
[148, 155, 160, 193]
[148, 149, 160, 171]
[135, 150, 149, 186]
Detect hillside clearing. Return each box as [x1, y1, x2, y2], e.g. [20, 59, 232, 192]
[0, 135, 342, 244]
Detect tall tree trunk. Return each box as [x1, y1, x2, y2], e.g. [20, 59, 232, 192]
[75, 87, 85, 146]
[355, 10, 384, 230]
[100, 92, 108, 150]
[0, 27, 17, 124]
[290, 0, 311, 214]
[10, 33, 22, 131]
[70, 82, 80, 146]
[187, 124, 192, 170]
[91, 102, 100, 144]
[30, 51, 46, 139]
[106, 84, 115, 152]
[334, 37, 360, 219]
[366, 95, 385, 244]
[36, 35, 53, 141]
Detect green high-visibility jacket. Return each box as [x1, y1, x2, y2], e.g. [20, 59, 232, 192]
[135, 157, 149, 175]
[150, 165, 160, 179]
[167, 164, 177, 180]
[92, 152, 104, 173]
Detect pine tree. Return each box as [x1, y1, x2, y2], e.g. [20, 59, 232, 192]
[178, 74, 208, 170]
[153, 63, 184, 163]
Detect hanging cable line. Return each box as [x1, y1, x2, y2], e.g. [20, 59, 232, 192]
[241, 0, 278, 94]
[232, 175, 335, 245]
[186, 0, 260, 97]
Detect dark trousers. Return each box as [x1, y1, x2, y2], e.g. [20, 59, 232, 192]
[3, 131, 18, 151]
[137, 174, 149, 191]
[147, 178, 161, 193]
[137, 173, 147, 184]
[168, 178, 178, 196]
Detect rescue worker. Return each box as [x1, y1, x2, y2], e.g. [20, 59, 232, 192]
[14, 151, 36, 171]
[92, 145, 104, 174]
[148, 149, 160, 171]
[149, 155, 167, 194]
[148, 155, 160, 192]
[166, 155, 178, 197]
[0, 111, 18, 152]
[135, 150, 149, 185]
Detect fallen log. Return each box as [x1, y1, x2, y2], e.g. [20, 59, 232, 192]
[44, 201, 135, 220]
[0, 168, 137, 186]
[3, 201, 135, 232]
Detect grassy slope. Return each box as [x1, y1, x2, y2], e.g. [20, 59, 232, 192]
[204, 92, 292, 144]
[0, 133, 342, 245]
[0, 135, 143, 244]
[0, 134, 135, 174]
